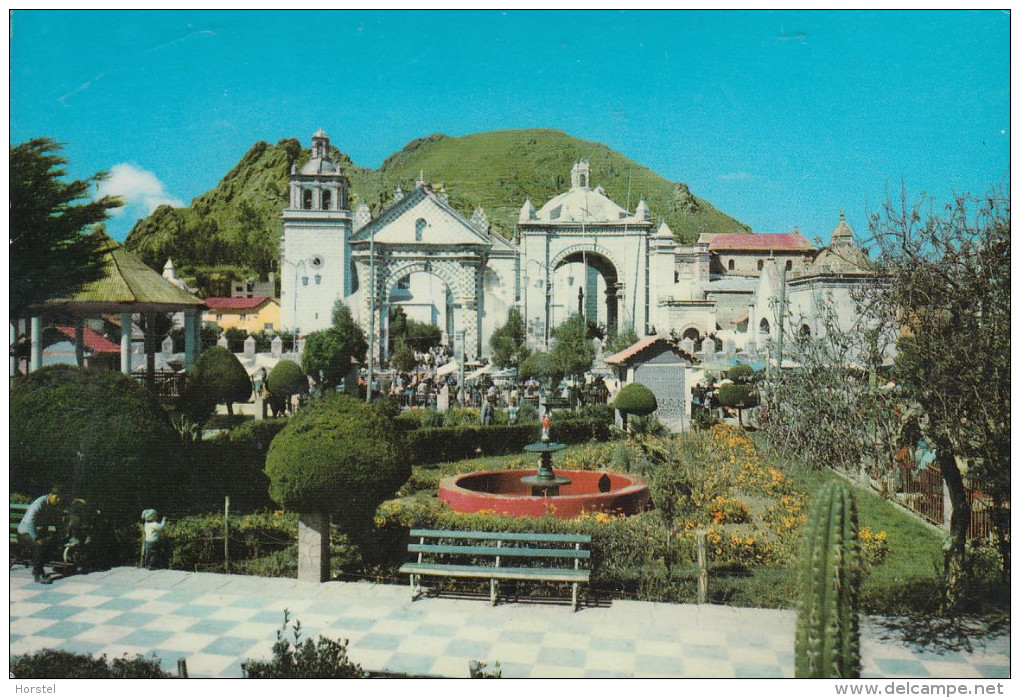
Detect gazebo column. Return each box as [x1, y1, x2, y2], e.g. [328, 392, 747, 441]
[29, 315, 42, 373]
[144, 312, 156, 390]
[120, 312, 133, 375]
[10, 322, 16, 376]
[74, 317, 85, 367]
[184, 309, 199, 368]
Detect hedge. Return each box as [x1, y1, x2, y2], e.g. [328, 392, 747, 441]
[403, 417, 611, 464]
[10, 365, 181, 523]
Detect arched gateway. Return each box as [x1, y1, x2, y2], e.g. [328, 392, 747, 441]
[518, 160, 655, 348]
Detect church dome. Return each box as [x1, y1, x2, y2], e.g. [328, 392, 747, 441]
[534, 185, 633, 223]
[810, 213, 870, 274]
[299, 157, 339, 175]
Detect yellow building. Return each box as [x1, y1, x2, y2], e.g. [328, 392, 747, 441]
[203, 296, 280, 334]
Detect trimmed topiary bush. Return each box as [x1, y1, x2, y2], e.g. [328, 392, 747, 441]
[612, 383, 658, 415]
[611, 382, 657, 430]
[268, 359, 308, 396]
[716, 383, 759, 426]
[726, 363, 755, 382]
[180, 345, 253, 421]
[10, 365, 180, 523]
[266, 394, 408, 539]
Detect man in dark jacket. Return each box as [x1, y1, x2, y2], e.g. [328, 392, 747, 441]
[17, 488, 64, 584]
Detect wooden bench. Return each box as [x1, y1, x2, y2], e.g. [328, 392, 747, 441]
[398, 529, 591, 611]
[10, 502, 61, 568]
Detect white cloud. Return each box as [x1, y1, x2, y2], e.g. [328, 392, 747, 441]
[718, 171, 754, 182]
[97, 163, 184, 217]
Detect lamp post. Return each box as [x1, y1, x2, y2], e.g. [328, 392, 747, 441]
[366, 225, 377, 402]
[523, 258, 555, 351]
[281, 258, 306, 356]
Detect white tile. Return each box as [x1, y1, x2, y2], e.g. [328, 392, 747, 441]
[180, 652, 237, 679]
[57, 594, 115, 608]
[530, 664, 588, 678]
[428, 655, 472, 678]
[224, 621, 281, 640]
[396, 635, 450, 656]
[542, 631, 591, 649]
[132, 600, 184, 615]
[65, 608, 123, 625]
[923, 662, 984, 679]
[143, 614, 199, 633]
[682, 658, 736, 678]
[485, 641, 541, 665]
[9, 602, 49, 617]
[74, 625, 135, 644]
[208, 606, 259, 622]
[191, 592, 243, 606]
[154, 632, 218, 652]
[9, 617, 57, 635]
[10, 636, 63, 655]
[584, 649, 635, 673]
[635, 639, 684, 657]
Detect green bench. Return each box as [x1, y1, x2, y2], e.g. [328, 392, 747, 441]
[399, 529, 591, 611]
[10, 502, 62, 568]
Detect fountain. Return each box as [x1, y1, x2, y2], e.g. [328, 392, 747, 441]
[438, 414, 651, 519]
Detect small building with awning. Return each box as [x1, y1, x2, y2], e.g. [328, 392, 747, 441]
[604, 334, 700, 432]
[21, 236, 206, 378]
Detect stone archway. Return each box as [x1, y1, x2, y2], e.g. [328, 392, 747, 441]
[374, 258, 483, 360]
[548, 247, 622, 338]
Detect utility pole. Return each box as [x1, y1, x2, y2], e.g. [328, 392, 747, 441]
[367, 229, 376, 402]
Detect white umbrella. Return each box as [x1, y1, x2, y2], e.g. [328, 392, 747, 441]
[466, 363, 493, 381]
[436, 360, 459, 377]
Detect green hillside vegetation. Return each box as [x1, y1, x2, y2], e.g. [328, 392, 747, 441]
[125, 129, 749, 297]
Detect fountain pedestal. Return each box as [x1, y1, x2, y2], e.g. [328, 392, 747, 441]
[521, 441, 571, 497]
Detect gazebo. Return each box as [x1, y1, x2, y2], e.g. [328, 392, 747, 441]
[24, 236, 206, 377]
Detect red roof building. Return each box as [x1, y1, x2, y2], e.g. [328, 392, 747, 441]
[202, 296, 281, 334]
[54, 326, 120, 353]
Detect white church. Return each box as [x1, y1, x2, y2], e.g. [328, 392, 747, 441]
[280, 130, 879, 363]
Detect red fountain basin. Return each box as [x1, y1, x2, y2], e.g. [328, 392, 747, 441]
[438, 469, 652, 519]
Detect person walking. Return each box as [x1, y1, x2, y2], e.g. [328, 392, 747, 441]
[17, 488, 64, 584]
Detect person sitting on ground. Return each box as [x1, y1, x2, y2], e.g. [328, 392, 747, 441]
[17, 487, 64, 584]
[141, 509, 168, 570]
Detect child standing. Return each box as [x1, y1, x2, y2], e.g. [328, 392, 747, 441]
[141, 509, 167, 570]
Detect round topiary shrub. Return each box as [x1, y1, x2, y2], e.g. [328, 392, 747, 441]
[265, 394, 409, 538]
[611, 382, 658, 416]
[727, 363, 755, 383]
[267, 359, 307, 397]
[10, 365, 181, 523]
[716, 383, 759, 426]
[180, 345, 252, 419]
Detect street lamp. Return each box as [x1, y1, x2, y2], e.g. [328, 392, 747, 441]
[280, 257, 307, 355]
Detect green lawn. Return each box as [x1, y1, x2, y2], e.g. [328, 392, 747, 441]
[388, 434, 946, 614]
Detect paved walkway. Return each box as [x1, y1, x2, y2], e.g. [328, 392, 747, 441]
[9, 567, 1010, 679]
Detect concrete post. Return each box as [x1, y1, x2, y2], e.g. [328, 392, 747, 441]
[120, 312, 133, 375]
[29, 315, 43, 372]
[184, 309, 198, 368]
[297, 512, 330, 583]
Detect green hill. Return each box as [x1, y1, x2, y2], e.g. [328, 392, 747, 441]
[125, 129, 749, 295]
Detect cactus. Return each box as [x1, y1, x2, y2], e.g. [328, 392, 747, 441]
[795, 481, 862, 678]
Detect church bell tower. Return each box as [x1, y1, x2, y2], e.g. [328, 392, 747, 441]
[281, 129, 354, 339]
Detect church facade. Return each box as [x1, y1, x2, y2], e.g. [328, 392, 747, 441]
[281, 131, 880, 363]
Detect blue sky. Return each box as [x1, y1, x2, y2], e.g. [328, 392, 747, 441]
[10, 10, 1011, 245]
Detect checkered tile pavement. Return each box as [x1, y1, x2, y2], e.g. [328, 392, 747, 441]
[9, 567, 1010, 678]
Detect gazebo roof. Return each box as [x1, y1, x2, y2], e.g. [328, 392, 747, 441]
[36, 236, 206, 313]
